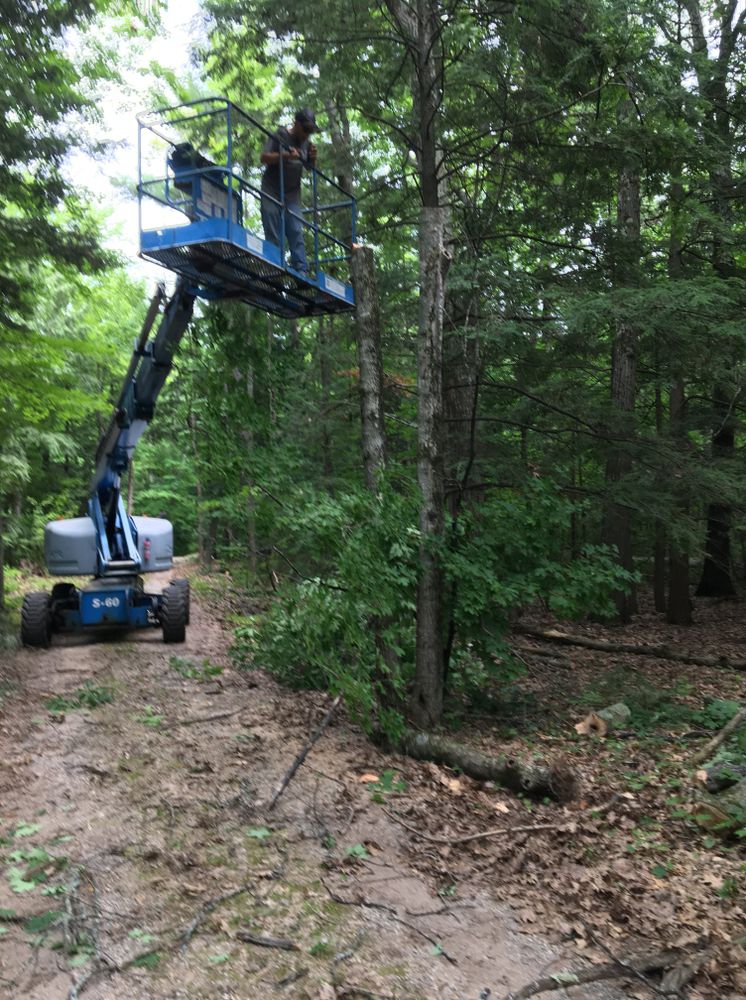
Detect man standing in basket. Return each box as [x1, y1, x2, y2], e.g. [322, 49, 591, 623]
[260, 108, 319, 274]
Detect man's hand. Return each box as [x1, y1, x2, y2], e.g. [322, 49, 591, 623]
[286, 146, 301, 159]
[308, 142, 317, 165]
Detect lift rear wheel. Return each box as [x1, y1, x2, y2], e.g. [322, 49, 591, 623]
[161, 585, 186, 644]
[169, 578, 190, 625]
[21, 592, 52, 648]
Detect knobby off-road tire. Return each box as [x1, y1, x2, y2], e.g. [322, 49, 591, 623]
[170, 578, 190, 625]
[161, 585, 186, 644]
[21, 592, 52, 648]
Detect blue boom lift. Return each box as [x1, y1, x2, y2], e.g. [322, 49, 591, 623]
[21, 99, 356, 647]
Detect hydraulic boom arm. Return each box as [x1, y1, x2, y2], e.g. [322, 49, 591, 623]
[90, 279, 195, 575]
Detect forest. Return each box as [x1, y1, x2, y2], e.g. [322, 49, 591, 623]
[1, 1, 746, 998]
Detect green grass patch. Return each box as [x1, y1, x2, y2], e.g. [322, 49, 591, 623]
[46, 681, 114, 713]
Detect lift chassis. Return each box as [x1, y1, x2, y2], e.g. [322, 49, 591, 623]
[22, 283, 195, 647]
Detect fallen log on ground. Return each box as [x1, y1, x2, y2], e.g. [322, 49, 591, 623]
[698, 761, 746, 793]
[691, 704, 746, 766]
[397, 730, 579, 802]
[504, 947, 683, 999]
[692, 778, 746, 837]
[515, 625, 746, 672]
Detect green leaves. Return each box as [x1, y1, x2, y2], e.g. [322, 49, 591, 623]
[128, 928, 156, 944]
[12, 823, 41, 839]
[46, 682, 114, 713]
[7, 869, 37, 893]
[24, 910, 62, 934]
[232, 482, 418, 738]
[344, 844, 369, 860]
[136, 706, 164, 728]
[246, 827, 272, 840]
[131, 950, 161, 968]
[369, 770, 407, 803]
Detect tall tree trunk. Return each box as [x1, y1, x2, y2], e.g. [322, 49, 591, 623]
[384, 0, 450, 727]
[442, 306, 480, 681]
[189, 411, 207, 567]
[412, 205, 450, 727]
[684, 0, 740, 597]
[653, 380, 667, 612]
[666, 179, 692, 624]
[602, 95, 640, 622]
[696, 384, 737, 596]
[667, 379, 692, 624]
[243, 366, 258, 579]
[351, 246, 386, 489]
[316, 317, 334, 482]
[351, 243, 400, 713]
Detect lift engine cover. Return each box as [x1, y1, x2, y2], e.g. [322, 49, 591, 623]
[132, 516, 173, 572]
[45, 518, 97, 576]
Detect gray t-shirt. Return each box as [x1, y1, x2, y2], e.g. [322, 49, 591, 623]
[261, 126, 310, 202]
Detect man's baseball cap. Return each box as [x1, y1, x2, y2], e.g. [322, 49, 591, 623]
[295, 108, 320, 133]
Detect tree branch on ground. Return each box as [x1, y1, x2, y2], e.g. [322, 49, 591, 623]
[320, 877, 458, 965]
[267, 695, 342, 811]
[516, 625, 746, 673]
[691, 704, 746, 765]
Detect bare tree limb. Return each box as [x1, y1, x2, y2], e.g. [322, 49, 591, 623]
[692, 704, 746, 765]
[267, 695, 342, 811]
[515, 625, 746, 673]
[384, 808, 565, 845]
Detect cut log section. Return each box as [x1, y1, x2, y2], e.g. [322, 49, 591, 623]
[398, 730, 579, 802]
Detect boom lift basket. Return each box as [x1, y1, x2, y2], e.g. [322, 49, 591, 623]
[137, 98, 356, 318]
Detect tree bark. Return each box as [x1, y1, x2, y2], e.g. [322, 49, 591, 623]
[189, 411, 208, 567]
[666, 179, 692, 624]
[602, 94, 640, 622]
[667, 380, 692, 623]
[683, 0, 741, 597]
[441, 303, 480, 681]
[653, 379, 666, 612]
[243, 365, 258, 578]
[411, 205, 450, 728]
[398, 730, 579, 802]
[316, 316, 334, 482]
[385, 0, 451, 728]
[350, 246, 386, 490]
[350, 243, 400, 712]
[696, 384, 736, 597]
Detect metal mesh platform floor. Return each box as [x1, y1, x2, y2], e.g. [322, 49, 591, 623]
[140, 224, 355, 319]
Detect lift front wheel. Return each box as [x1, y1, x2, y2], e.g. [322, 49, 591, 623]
[169, 578, 190, 625]
[21, 592, 52, 648]
[161, 585, 186, 643]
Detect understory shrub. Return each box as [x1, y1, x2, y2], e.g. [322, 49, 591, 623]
[232, 478, 635, 738]
[443, 480, 636, 697]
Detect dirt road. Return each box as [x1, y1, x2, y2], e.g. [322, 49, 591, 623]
[0, 572, 623, 999]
